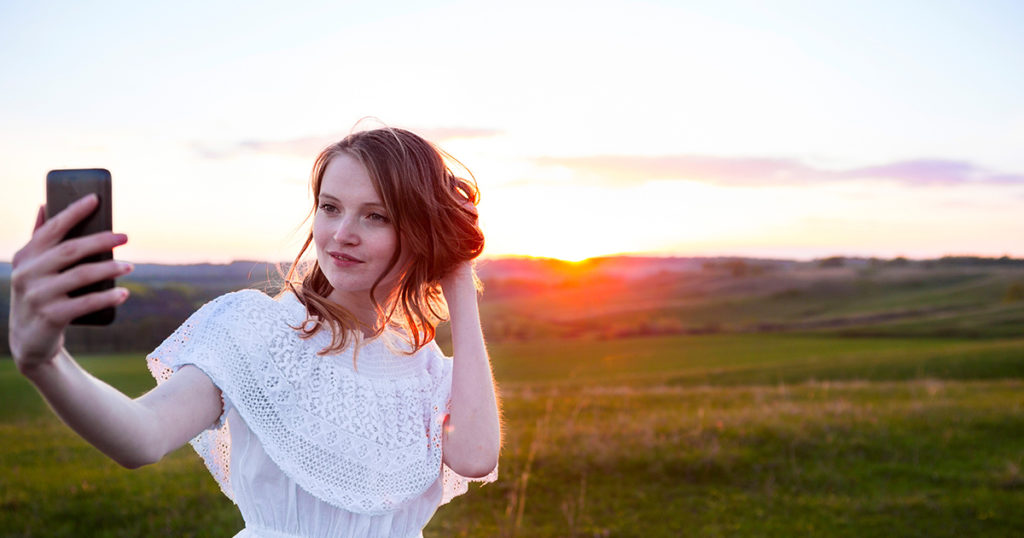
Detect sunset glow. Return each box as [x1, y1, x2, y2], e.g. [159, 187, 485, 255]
[3, 1, 1023, 264]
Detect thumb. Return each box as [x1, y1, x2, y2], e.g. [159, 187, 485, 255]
[33, 205, 46, 232]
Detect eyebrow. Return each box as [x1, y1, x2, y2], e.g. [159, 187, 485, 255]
[318, 192, 386, 209]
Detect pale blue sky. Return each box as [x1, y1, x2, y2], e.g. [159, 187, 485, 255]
[3, 0, 1023, 262]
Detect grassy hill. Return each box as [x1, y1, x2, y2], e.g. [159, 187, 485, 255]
[2, 335, 1023, 536]
[476, 256, 1024, 341]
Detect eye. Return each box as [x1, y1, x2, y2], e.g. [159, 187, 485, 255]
[318, 202, 338, 214]
[367, 212, 390, 224]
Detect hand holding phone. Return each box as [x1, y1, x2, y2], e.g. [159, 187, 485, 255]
[9, 187, 131, 371]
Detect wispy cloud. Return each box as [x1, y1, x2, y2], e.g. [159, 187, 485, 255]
[412, 127, 503, 142]
[839, 159, 1024, 186]
[534, 156, 818, 186]
[190, 137, 331, 159]
[534, 155, 1024, 187]
[193, 127, 502, 159]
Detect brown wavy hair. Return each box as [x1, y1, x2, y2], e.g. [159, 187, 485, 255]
[282, 127, 484, 355]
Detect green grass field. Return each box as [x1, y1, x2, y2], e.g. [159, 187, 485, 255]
[3, 334, 1024, 536]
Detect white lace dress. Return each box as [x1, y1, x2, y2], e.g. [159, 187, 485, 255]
[146, 290, 495, 538]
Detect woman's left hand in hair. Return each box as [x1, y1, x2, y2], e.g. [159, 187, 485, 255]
[440, 260, 476, 299]
[440, 196, 482, 297]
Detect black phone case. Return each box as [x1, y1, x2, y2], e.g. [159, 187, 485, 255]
[46, 169, 116, 326]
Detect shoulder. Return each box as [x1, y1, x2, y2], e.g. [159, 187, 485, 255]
[206, 288, 274, 308]
[421, 340, 453, 380]
[184, 289, 294, 334]
[148, 290, 281, 378]
[426, 340, 451, 362]
[363, 333, 452, 383]
[197, 289, 283, 317]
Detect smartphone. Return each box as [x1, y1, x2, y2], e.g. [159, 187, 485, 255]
[46, 168, 116, 325]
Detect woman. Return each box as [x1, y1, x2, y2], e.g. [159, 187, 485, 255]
[8, 127, 501, 537]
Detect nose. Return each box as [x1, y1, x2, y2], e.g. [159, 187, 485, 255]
[332, 215, 361, 245]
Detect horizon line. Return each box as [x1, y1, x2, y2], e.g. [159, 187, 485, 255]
[3, 252, 1023, 267]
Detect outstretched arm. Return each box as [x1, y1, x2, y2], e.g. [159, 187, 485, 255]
[10, 196, 222, 468]
[22, 353, 222, 468]
[440, 262, 501, 478]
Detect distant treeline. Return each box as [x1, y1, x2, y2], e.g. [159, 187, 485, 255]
[933, 255, 1024, 267]
[815, 255, 1024, 269]
[2, 255, 1024, 356]
[0, 261, 287, 356]
[0, 279, 272, 356]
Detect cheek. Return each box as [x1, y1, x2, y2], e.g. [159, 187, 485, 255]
[371, 228, 399, 258]
[373, 231, 405, 282]
[311, 217, 329, 250]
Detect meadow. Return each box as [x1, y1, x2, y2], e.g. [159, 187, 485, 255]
[3, 333, 1023, 537]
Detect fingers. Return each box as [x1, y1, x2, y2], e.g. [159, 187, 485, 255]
[455, 195, 478, 219]
[452, 178, 480, 213]
[33, 194, 99, 251]
[463, 200, 479, 218]
[42, 258, 134, 301]
[13, 207, 52, 268]
[18, 257, 132, 319]
[34, 205, 45, 232]
[27, 231, 128, 276]
[39, 286, 129, 328]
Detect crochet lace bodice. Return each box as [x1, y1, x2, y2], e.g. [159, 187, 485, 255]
[146, 290, 494, 537]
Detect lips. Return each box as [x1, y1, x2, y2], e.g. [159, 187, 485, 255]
[329, 251, 364, 264]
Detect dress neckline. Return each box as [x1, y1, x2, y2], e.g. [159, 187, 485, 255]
[276, 290, 434, 378]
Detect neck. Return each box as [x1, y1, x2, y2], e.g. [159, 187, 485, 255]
[326, 288, 392, 335]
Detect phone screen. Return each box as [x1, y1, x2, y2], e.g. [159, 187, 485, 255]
[45, 168, 116, 325]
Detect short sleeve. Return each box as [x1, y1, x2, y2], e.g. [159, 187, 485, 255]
[440, 458, 499, 505]
[145, 290, 267, 503]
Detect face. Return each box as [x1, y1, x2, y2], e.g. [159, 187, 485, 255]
[313, 153, 402, 310]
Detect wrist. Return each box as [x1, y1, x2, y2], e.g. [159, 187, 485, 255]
[16, 347, 63, 382]
[441, 263, 479, 298]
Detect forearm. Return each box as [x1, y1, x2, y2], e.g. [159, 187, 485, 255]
[20, 348, 163, 468]
[443, 278, 501, 477]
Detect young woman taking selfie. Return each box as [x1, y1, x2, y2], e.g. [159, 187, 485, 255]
[8, 127, 501, 537]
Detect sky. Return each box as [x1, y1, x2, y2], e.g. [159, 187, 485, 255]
[2, 0, 1023, 264]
